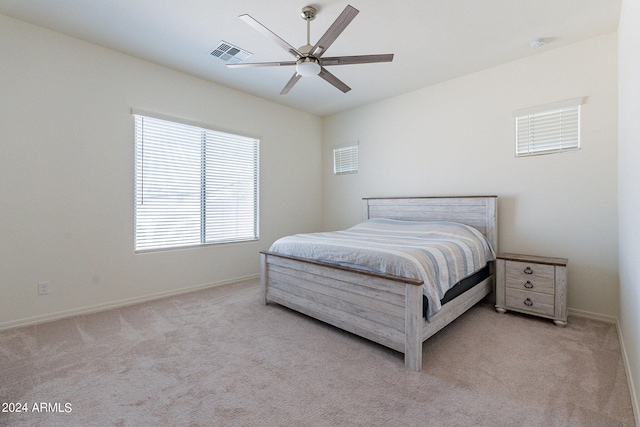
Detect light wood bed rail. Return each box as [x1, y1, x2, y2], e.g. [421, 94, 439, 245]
[260, 196, 498, 370]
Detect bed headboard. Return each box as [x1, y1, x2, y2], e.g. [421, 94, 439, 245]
[363, 196, 498, 253]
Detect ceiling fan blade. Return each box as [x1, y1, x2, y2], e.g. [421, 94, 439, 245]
[318, 67, 351, 93]
[239, 14, 302, 58]
[227, 61, 296, 68]
[280, 73, 302, 95]
[310, 5, 359, 57]
[321, 54, 394, 66]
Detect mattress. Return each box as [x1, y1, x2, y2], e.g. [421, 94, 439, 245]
[269, 218, 496, 319]
[424, 263, 491, 318]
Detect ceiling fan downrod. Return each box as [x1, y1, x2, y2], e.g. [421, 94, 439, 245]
[301, 6, 317, 53]
[296, 6, 320, 75]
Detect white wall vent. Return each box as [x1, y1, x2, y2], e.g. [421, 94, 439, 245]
[209, 41, 252, 64]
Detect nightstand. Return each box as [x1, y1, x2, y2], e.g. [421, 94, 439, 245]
[495, 253, 568, 326]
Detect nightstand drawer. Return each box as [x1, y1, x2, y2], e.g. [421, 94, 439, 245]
[505, 288, 555, 317]
[505, 260, 554, 294]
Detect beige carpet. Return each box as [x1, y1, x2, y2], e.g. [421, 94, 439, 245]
[0, 279, 635, 427]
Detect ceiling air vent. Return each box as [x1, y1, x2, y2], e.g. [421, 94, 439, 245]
[209, 41, 252, 64]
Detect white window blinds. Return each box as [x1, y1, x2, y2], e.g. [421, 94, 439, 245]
[134, 114, 259, 251]
[333, 145, 358, 175]
[514, 98, 583, 156]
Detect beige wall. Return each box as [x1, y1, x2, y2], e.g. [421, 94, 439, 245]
[618, 0, 640, 419]
[0, 15, 323, 328]
[323, 33, 619, 319]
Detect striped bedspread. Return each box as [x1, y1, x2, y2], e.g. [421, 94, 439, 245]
[269, 218, 496, 319]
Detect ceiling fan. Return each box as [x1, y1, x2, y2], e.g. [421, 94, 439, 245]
[227, 5, 394, 95]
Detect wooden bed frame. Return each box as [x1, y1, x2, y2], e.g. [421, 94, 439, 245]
[260, 196, 498, 371]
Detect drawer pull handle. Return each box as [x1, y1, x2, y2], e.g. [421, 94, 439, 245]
[524, 266, 533, 275]
[524, 298, 533, 307]
[524, 280, 533, 289]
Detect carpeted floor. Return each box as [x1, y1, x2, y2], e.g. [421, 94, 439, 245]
[0, 279, 635, 427]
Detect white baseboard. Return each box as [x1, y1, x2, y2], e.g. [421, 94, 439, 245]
[569, 308, 638, 425]
[616, 318, 640, 427]
[568, 307, 618, 324]
[0, 274, 260, 332]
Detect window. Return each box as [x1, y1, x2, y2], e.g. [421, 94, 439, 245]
[333, 144, 358, 175]
[134, 113, 259, 251]
[514, 97, 583, 157]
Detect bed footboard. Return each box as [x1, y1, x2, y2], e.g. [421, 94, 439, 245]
[261, 251, 425, 370]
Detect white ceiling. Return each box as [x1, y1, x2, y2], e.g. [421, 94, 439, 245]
[0, 0, 621, 117]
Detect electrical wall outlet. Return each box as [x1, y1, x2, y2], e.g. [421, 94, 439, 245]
[38, 281, 50, 295]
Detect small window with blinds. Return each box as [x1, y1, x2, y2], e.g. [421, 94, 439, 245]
[514, 98, 583, 157]
[134, 113, 259, 251]
[333, 144, 358, 175]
